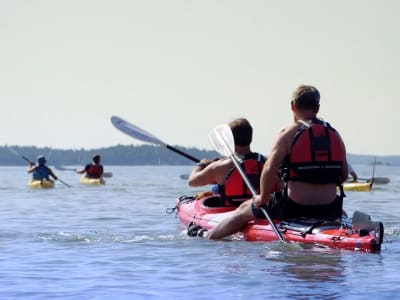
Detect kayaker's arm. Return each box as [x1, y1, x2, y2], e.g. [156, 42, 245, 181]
[47, 167, 58, 180]
[188, 158, 229, 187]
[76, 164, 90, 174]
[255, 126, 293, 207]
[27, 164, 36, 173]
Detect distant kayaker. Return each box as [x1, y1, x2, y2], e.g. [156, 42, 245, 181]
[187, 118, 282, 208]
[76, 154, 104, 179]
[203, 85, 349, 239]
[27, 155, 58, 181]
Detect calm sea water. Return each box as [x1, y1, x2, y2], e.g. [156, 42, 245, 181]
[0, 164, 399, 299]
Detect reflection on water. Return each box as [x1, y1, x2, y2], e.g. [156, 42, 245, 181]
[266, 247, 343, 282]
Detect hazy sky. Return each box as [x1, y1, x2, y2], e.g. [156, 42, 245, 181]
[1, 1, 399, 156]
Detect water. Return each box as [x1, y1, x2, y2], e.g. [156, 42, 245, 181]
[0, 164, 399, 299]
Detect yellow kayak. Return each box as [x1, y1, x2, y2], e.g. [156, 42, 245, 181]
[28, 179, 55, 189]
[342, 181, 372, 192]
[80, 176, 105, 186]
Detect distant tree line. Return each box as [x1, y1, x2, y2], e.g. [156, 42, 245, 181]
[346, 153, 400, 166]
[0, 145, 219, 166]
[1, 145, 399, 166]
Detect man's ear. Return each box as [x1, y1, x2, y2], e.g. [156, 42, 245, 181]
[290, 101, 296, 112]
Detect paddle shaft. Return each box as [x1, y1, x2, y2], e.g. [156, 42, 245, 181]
[371, 156, 377, 186]
[57, 178, 72, 188]
[166, 145, 200, 163]
[55, 166, 113, 178]
[229, 153, 285, 243]
[210, 124, 285, 243]
[21, 156, 31, 163]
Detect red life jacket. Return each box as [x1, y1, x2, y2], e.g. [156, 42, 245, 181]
[284, 118, 345, 184]
[218, 152, 277, 207]
[86, 164, 103, 179]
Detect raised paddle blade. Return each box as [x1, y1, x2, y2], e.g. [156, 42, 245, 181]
[209, 124, 254, 194]
[208, 124, 242, 163]
[111, 116, 166, 146]
[111, 115, 200, 163]
[208, 123, 286, 243]
[7, 147, 32, 163]
[54, 165, 76, 171]
[102, 172, 113, 178]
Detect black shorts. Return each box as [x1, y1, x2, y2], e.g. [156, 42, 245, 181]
[252, 191, 343, 220]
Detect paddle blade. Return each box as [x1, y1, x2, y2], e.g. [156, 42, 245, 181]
[102, 172, 113, 178]
[7, 146, 20, 157]
[111, 116, 166, 146]
[372, 177, 390, 184]
[54, 165, 76, 171]
[208, 124, 235, 157]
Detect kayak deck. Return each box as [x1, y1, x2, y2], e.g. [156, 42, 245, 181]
[28, 179, 55, 189]
[342, 181, 372, 192]
[173, 195, 384, 253]
[80, 176, 105, 186]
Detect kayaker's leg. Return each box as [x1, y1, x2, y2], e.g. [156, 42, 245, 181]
[206, 200, 254, 240]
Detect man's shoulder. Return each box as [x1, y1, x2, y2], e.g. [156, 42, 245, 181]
[209, 157, 234, 175]
[278, 122, 299, 137]
[212, 157, 232, 168]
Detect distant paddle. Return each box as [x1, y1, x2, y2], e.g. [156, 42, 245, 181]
[8, 147, 71, 188]
[358, 177, 390, 185]
[179, 174, 189, 180]
[208, 124, 286, 243]
[111, 116, 200, 163]
[54, 165, 113, 178]
[54, 165, 76, 171]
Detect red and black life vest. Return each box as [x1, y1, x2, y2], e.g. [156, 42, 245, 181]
[85, 164, 103, 179]
[283, 118, 345, 184]
[218, 152, 265, 206]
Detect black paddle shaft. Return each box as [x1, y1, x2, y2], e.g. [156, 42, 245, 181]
[166, 145, 200, 163]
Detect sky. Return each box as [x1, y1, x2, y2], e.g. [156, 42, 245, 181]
[1, 0, 399, 156]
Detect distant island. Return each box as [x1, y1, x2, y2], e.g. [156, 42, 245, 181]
[0, 145, 218, 166]
[1, 145, 399, 166]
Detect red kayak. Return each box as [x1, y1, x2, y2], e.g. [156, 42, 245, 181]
[172, 193, 384, 253]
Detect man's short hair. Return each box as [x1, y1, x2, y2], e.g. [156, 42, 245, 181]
[292, 85, 320, 110]
[229, 118, 253, 146]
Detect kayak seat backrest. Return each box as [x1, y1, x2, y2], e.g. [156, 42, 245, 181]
[203, 196, 224, 207]
[351, 211, 384, 245]
[351, 210, 372, 231]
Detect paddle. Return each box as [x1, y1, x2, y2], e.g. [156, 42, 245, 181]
[364, 157, 390, 185]
[8, 147, 71, 188]
[208, 124, 286, 243]
[54, 165, 76, 171]
[359, 177, 390, 185]
[111, 116, 200, 163]
[54, 165, 113, 178]
[370, 156, 377, 187]
[179, 174, 189, 180]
